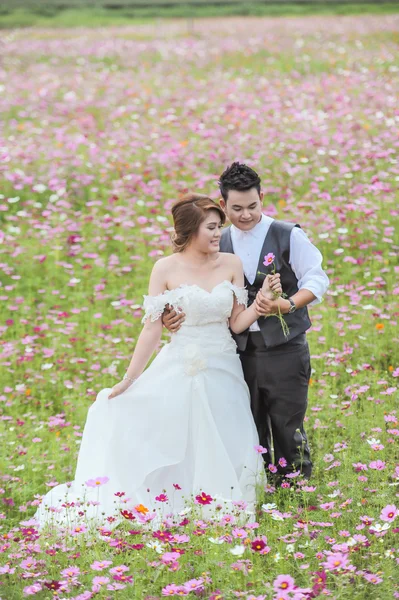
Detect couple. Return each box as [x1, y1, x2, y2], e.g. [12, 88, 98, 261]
[35, 162, 328, 530]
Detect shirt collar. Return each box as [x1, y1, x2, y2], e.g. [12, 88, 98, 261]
[231, 214, 272, 241]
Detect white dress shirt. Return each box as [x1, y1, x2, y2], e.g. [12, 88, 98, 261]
[230, 215, 329, 331]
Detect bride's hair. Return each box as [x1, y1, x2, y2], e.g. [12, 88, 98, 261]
[171, 193, 226, 253]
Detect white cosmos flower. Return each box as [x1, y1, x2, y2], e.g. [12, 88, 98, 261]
[367, 438, 380, 445]
[146, 540, 164, 554]
[208, 537, 224, 545]
[178, 507, 192, 516]
[262, 503, 277, 512]
[229, 545, 246, 556]
[271, 512, 284, 522]
[370, 522, 390, 533]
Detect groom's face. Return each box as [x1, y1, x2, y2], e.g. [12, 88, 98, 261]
[220, 188, 264, 232]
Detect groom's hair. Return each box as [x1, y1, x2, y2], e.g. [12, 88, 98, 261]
[218, 162, 261, 201]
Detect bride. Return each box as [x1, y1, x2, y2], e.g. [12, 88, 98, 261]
[34, 194, 281, 531]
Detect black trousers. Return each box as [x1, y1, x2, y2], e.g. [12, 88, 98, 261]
[239, 332, 312, 478]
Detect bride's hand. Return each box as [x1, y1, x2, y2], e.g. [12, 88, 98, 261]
[108, 379, 132, 400]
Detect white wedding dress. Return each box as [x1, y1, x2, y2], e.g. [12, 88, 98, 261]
[34, 280, 263, 531]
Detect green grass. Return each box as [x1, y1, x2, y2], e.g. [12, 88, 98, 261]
[1, 3, 399, 28]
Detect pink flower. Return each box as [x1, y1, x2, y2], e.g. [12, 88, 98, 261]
[91, 576, 110, 586]
[85, 476, 110, 487]
[90, 560, 113, 571]
[183, 578, 204, 592]
[369, 460, 386, 470]
[380, 504, 398, 522]
[109, 565, 129, 575]
[363, 573, 383, 584]
[273, 574, 296, 592]
[71, 524, 87, 535]
[254, 445, 268, 454]
[23, 584, 43, 596]
[263, 253, 275, 266]
[278, 457, 288, 467]
[162, 584, 181, 596]
[322, 552, 350, 571]
[268, 464, 278, 474]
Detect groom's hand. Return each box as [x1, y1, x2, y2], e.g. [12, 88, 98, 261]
[255, 291, 290, 316]
[269, 273, 282, 295]
[162, 304, 186, 333]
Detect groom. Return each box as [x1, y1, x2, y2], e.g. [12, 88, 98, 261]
[165, 163, 329, 480]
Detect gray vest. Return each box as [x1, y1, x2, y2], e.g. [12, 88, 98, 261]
[220, 220, 311, 351]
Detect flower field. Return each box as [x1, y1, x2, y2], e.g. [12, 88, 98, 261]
[0, 14, 399, 600]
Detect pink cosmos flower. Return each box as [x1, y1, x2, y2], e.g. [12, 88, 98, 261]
[85, 476, 110, 487]
[363, 573, 383, 584]
[369, 460, 386, 470]
[380, 504, 398, 522]
[71, 524, 87, 535]
[254, 445, 268, 454]
[61, 566, 80, 578]
[322, 552, 350, 571]
[109, 565, 129, 575]
[183, 578, 204, 592]
[273, 574, 296, 592]
[23, 584, 43, 595]
[263, 253, 275, 266]
[162, 584, 182, 596]
[90, 560, 113, 571]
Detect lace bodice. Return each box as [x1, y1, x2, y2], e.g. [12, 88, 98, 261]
[142, 280, 248, 327]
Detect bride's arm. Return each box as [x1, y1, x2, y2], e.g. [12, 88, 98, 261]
[228, 256, 281, 334]
[108, 260, 167, 399]
[228, 256, 262, 335]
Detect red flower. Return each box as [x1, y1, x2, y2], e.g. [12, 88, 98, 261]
[44, 580, 62, 591]
[120, 509, 136, 520]
[130, 543, 144, 550]
[195, 492, 213, 505]
[251, 539, 266, 552]
[153, 530, 173, 541]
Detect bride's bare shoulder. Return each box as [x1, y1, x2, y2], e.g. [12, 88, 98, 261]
[218, 252, 242, 268]
[151, 255, 178, 275]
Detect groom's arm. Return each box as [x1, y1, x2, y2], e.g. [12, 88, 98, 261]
[255, 227, 329, 316]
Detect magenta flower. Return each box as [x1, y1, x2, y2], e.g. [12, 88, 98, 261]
[85, 476, 110, 487]
[254, 445, 268, 454]
[380, 504, 398, 522]
[155, 493, 169, 502]
[195, 492, 213, 505]
[273, 574, 296, 592]
[263, 252, 275, 266]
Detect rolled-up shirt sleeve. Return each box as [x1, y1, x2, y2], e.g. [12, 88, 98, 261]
[289, 226, 329, 305]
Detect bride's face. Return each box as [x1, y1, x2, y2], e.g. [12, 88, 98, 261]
[192, 209, 223, 254]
